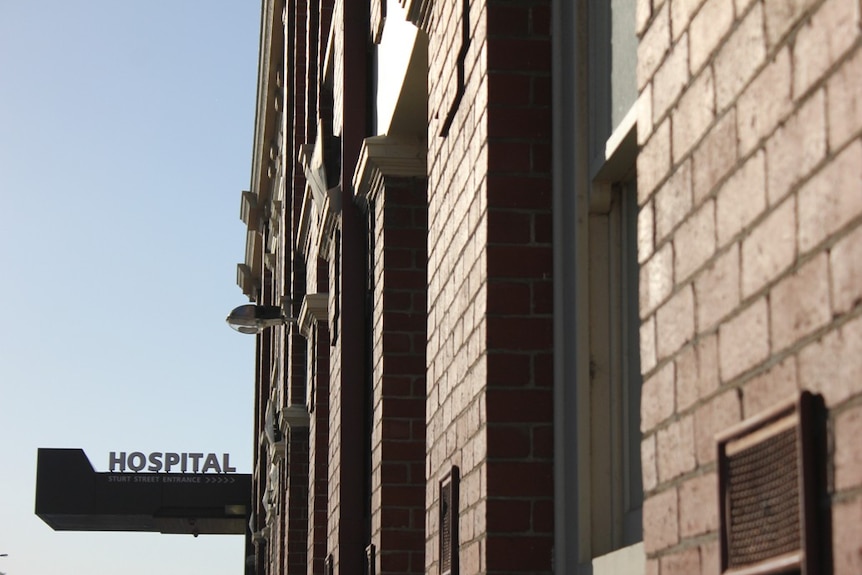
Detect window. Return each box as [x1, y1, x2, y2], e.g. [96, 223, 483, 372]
[584, 0, 641, 561]
[553, 0, 643, 571]
[586, 157, 642, 557]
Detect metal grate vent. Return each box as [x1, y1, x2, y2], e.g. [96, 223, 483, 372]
[725, 426, 800, 567]
[439, 466, 460, 575]
[717, 391, 823, 575]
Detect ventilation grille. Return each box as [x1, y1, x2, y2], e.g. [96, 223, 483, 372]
[725, 426, 800, 567]
[439, 466, 460, 575]
[717, 391, 823, 575]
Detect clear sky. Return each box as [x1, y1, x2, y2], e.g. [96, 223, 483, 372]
[0, 2, 260, 573]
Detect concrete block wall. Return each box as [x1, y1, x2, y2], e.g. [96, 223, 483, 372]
[636, 0, 862, 572]
[425, 0, 554, 573]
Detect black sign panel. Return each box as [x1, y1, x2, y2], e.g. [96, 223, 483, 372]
[35, 448, 251, 535]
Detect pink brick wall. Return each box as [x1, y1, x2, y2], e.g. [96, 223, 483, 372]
[637, 0, 862, 571]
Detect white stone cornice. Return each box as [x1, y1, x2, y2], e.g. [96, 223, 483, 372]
[298, 292, 329, 338]
[353, 135, 427, 203]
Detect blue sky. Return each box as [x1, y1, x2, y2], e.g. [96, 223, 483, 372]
[0, 2, 259, 573]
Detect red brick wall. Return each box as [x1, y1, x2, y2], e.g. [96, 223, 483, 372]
[425, 0, 554, 573]
[484, 1, 554, 572]
[368, 177, 428, 575]
[425, 0, 490, 568]
[637, 0, 862, 572]
[307, 327, 330, 575]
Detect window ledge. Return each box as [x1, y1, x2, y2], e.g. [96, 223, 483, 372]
[591, 542, 645, 575]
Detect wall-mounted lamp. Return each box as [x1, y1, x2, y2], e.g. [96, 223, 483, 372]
[226, 304, 295, 334]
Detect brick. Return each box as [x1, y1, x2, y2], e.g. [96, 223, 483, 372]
[486, 499, 532, 533]
[713, 2, 766, 112]
[486, 4, 530, 36]
[532, 280, 553, 315]
[485, 535, 553, 571]
[692, 109, 737, 204]
[798, 140, 862, 253]
[670, 0, 704, 41]
[763, 0, 820, 48]
[642, 360, 676, 432]
[770, 253, 831, 352]
[487, 281, 531, 315]
[695, 244, 740, 332]
[655, 160, 693, 244]
[637, 0, 652, 36]
[689, 0, 733, 74]
[661, 547, 701, 575]
[487, 316, 552, 350]
[716, 151, 766, 247]
[643, 487, 679, 553]
[487, 38, 552, 72]
[799, 313, 862, 406]
[639, 199, 655, 264]
[675, 343, 699, 411]
[461, 540, 481, 575]
[656, 285, 695, 360]
[835, 403, 862, 490]
[639, 118, 672, 202]
[672, 67, 715, 162]
[674, 197, 715, 282]
[657, 414, 696, 481]
[638, 83, 654, 146]
[531, 4, 551, 36]
[832, 496, 862, 575]
[792, 0, 860, 97]
[487, 141, 532, 174]
[487, 107, 551, 140]
[741, 196, 796, 298]
[737, 47, 792, 156]
[640, 241, 674, 316]
[642, 434, 658, 492]
[486, 176, 552, 209]
[653, 33, 689, 121]
[828, 46, 862, 151]
[486, 389, 553, 422]
[486, 426, 531, 459]
[700, 539, 720, 575]
[641, 315, 658, 374]
[831, 225, 862, 316]
[719, 298, 769, 382]
[694, 389, 741, 464]
[735, 0, 756, 14]
[487, 245, 552, 279]
[742, 356, 798, 418]
[639, 2, 671, 89]
[766, 89, 827, 205]
[676, 334, 720, 409]
[679, 472, 718, 537]
[487, 209, 533, 245]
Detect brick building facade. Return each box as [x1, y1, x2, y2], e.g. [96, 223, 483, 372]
[234, 0, 862, 574]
